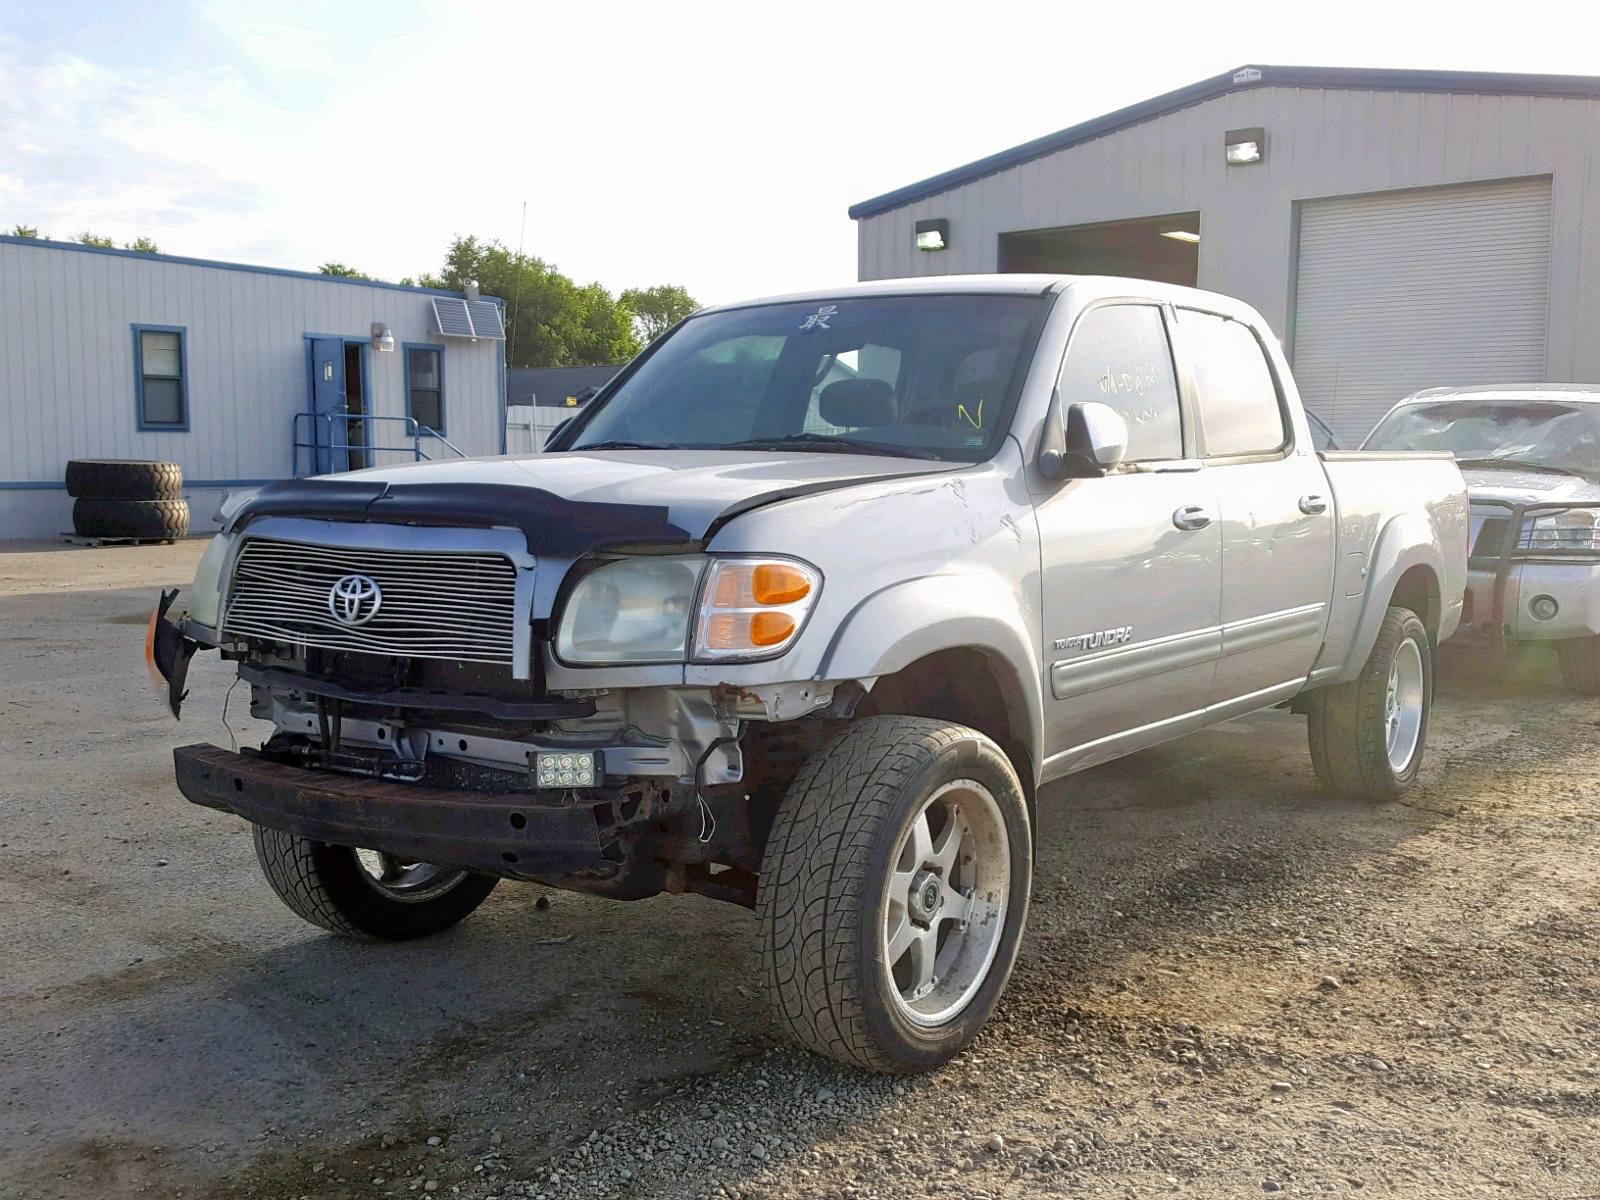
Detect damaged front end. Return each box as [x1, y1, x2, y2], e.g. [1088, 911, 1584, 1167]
[145, 587, 200, 718]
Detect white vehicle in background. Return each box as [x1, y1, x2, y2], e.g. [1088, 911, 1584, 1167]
[1363, 386, 1600, 691]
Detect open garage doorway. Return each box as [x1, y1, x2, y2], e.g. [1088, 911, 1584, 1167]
[999, 212, 1200, 285]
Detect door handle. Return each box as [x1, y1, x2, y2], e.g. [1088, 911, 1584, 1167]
[1172, 505, 1213, 531]
[1299, 494, 1329, 515]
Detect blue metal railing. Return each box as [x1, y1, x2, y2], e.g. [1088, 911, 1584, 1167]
[293, 412, 467, 477]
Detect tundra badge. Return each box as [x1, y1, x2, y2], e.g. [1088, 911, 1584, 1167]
[1055, 626, 1133, 652]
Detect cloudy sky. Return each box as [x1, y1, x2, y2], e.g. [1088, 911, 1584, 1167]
[2, 0, 1596, 306]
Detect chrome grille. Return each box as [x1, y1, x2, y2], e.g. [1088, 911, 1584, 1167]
[223, 537, 518, 665]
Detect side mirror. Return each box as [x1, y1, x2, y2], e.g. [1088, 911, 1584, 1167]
[1040, 401, 1129, 479]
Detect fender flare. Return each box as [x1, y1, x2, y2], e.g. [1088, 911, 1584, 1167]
[815, 574, 1045, 781]
[1335, 512, 1444, 684]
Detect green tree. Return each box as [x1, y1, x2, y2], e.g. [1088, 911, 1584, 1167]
[619, 284, 699, 344]
[418, 236, 640, 368]
[9, 224, 41, 238]
[124, 236, 159, 253]
[319, 261, 376, 279]
[76, 231, 115, 247]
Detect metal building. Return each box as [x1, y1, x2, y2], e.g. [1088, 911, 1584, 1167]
[851, 65, 1600, 445]
[0, 236, 507, 540]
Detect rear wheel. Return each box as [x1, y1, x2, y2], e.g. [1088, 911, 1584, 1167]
[1556, 635, 1600, 694]
[756, 715, 1031, 1073]
[1306, 606, 1431, 799]
[252, 825, 498, 940]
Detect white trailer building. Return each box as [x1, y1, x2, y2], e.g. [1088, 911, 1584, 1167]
[851, 65, 1600, 446]
[0, 236, 507, 540]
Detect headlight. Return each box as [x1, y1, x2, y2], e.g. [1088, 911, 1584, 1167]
[186, 533, 232, 631]
[557, 556, 705, 664]
[555, 555, 822, 665]
[693, 558, 821, 661]
[1520, 509, 1600, 552]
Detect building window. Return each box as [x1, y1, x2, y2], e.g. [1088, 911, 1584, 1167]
[406, 344, 445, 434]
[134, 325, 188, 430]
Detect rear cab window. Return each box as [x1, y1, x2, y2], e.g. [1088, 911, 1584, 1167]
[1177, 308, 1291, 459]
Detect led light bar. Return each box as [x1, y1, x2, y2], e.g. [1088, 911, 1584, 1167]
[536, 750, 601, 789]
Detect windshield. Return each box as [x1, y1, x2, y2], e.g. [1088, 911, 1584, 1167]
[1364, 399, 1600, 477]
[566, 294, 1052, 461]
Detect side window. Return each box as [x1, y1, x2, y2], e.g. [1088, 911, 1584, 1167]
[1179, 309, 1288, 457]
[134, 326, 187, 430]
[1059, 304, 1182, 461]
[406, 346, 445, 433]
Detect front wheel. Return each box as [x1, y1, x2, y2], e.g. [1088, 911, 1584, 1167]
[252, 825, 498, 940]
[1306, 606, 1432, 799]
[756, 716, 1032, 1073]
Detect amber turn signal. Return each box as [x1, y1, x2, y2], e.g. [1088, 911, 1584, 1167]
[750, 611, 797, 646]
[145, 605, 168, 694]
[752, 563, 812, 606]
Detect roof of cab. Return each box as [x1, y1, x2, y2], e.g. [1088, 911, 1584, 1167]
[1400, 384, 1600, 404]
[696, 273, 1260, 317]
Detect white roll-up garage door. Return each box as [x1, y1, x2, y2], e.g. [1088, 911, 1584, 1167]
[1291, 177, 1552, 446]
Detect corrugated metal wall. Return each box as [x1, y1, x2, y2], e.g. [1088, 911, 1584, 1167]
[0, 240, 504, 536]
[855, 87, 1600, 392]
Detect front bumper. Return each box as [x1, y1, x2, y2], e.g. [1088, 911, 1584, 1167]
[174, 743, 605, 878]
[1459, 561, 1600, 644]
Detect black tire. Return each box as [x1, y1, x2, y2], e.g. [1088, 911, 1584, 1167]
[1306, 606, 1432, 799]
[72, 497, 191, 540]
[1556, 635, 1600, 694]
[64, 459, 183, 501]
[756, 715, 1032, 1073]
[251, 825, 498, 940]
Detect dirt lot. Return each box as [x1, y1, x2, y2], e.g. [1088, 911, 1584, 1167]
[1, 539, 1596, 1200]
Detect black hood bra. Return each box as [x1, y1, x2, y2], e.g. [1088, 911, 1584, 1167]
[226, 469, 946, 558]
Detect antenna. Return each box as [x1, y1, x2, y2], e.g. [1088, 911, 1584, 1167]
[509, 200, 527, 368]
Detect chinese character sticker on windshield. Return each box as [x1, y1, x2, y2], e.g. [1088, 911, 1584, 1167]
[800, 305, 838, 331]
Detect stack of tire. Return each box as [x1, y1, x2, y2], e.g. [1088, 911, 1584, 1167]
[65, 460, 191, 542]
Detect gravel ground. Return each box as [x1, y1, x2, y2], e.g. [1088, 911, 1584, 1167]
[1, 539, 1596, 1200]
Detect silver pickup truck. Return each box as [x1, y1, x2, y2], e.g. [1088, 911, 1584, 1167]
[151, 275, 1468, 1073]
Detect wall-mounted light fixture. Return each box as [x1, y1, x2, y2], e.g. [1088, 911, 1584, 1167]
[1225, 127, 1265, 166]
[372, 321, 396, 352]
[915, 218, 950, 252]
[1160, 229, 1201, 243]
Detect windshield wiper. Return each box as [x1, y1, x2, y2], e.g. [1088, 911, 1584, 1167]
[571, 440, 685, 451]
[718, 433, 941, 460]
[1454, 457, 1587, 478]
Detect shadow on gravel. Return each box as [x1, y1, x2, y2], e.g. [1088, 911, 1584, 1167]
[10, 627, 1586, 1200]
[4, 887, 771, 1200]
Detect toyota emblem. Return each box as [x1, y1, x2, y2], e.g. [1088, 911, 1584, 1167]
[328, 574, 383, 626]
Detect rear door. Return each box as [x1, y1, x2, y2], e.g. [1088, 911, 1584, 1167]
[1034, 302, 1222, 769]
[1175, 308, 1335, 707]
[309, 337, 349, 474]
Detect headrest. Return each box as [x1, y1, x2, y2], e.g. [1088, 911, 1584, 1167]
[818, 377, 895, 428]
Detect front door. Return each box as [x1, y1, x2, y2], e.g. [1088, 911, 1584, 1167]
[1035, 302, 1222, 773]
[309, 337, 349, 473]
